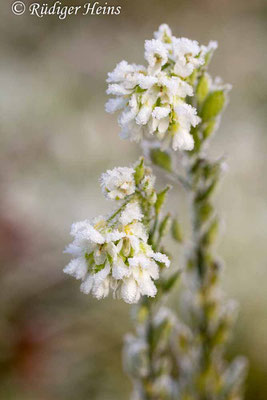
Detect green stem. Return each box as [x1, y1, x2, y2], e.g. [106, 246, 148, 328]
[106, 200, 129, 223]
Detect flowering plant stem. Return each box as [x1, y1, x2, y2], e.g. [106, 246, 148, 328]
[63, 23, 247, 400]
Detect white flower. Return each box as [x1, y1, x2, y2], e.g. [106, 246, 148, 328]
[119, 107, 138, 127]
[171, 103, 201, 151]
[117, 254, 159, 304]
[63, 257, 88, 280]
[106, 60, 145, 85]
[172, 37, 204, 78]
[154, 24, 173, 44]
[138, 75, 158, 89]
[151, 252, 170, 267]
[119, 202, 143, 225]
[152, 105, 170, 120]
[64, 186, 170, 304]
[105, 25, 224, 152]
[64, 216, 119, 299]
[106, 83, 132, 96]
[158, 74, 193, 98]
[120, 277, 141, 304]
[144, 39, 168, 74]
[105, 25, 209, 151]
[66, 217, 122, 262]
[105, 97, 126, 113]
[150, 105, 170, 137]
[81, 262, 111, 299]
[136, 104, 153, 125]
[100, 166, 136, 200]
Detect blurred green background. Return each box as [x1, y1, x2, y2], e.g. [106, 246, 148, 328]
[0, 0, 267, 399]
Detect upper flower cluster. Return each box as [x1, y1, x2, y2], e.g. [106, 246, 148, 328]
[106, 24, 217, 151]
[64, 162, 170, 304]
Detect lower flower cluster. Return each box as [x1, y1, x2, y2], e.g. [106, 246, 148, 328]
[64, 162, 170, 304]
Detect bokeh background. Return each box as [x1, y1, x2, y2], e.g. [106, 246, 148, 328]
[1, 0, 267, 398]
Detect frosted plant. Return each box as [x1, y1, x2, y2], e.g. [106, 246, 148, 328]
[64, 24, 247, 400]
[64, 161, 170, 304]
[105, 24, 219, 151]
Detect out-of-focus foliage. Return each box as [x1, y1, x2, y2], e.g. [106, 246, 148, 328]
[0, 0, 266, 399]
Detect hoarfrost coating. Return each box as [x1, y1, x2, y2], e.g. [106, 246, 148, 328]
[106, 24, 217, 151]
[64, 162, 170, 304]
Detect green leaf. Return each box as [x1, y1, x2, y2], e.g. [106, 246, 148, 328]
[150, 148, 172, 172]
[189, 126, 202, 154]
[203, 118, 216, 139]
[155, 186, 171, 215]
[195, 180, 217, 203]
[171, 218, 183, 243]
[197, 202, 214, 224]
[203, 161, 222, 180]
[201, 90, 225, 121]
[196, 73, 210, 104]
[159, 213, 171, 237]
[134, 157, 145, 185]
[201, 217, 219, 247]
[135, 86, 146, 94]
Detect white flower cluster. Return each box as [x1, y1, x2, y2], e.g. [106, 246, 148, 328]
[64, 165, 170, 304]
[106, 24, 217, 151]
[100, 162, 156, 203]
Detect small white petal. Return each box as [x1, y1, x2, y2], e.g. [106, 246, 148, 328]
[173, 129, 194, 151]
[105, 97, 126, 113]
[80, 274, 94, 294]
[158, 117, 170, 134]
[154, 24, 173, 42]
[70, 220, 105, 245]
[63, 257, 88, 280]
[92, 278, 110, 299]
[107, 84, 132, 96]
[136, 105, 152, 125]
[152, 252, 170, 268]
[112, 257, 130, 280]
[119, 202, 143, 225]
[107, 60, 135, 83]
[144, 39, 168, 70]
[121, 278, 140, 304]
[64, 243, 83, 257]
[139, 273, 157, 297]
[93, 263, 111, 286]
[93, 247, 107, 265]
[152, 106, 170, 120]
[138, 75, 157, 89]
